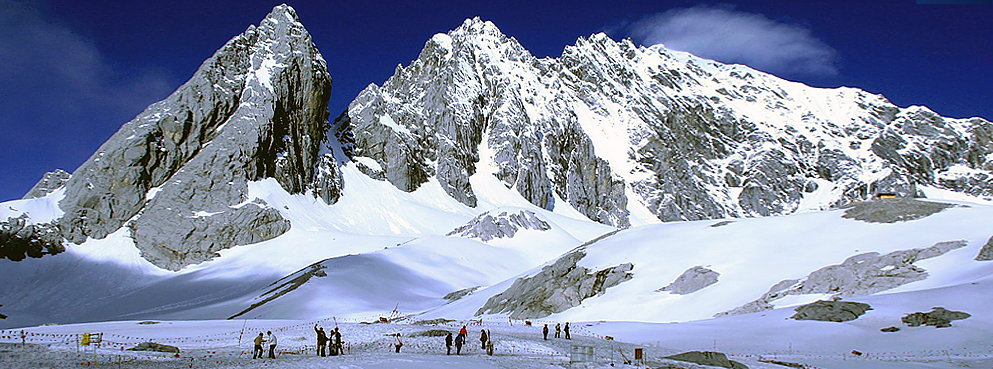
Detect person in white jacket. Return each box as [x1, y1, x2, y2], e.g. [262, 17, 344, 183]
[266, 331, 278, 359]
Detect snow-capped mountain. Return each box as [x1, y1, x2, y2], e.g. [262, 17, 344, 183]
[337, 17, 993, 228]
[2, 5, 993, 346]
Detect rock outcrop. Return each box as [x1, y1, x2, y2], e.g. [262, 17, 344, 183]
[335, 18, 993, 227]
[974, 236, 993, 261]
[720, 240, 967, 316]
[22, 169, 71, 199]
[841, 198, 954, 223]
[657, 266, 720, 294]
[902, 307, 970, 328]
[447, 210, 551, 241]
[790, 300, 872, 322]
[475, 250, 633, 318]
[50, 5, 338, 270]
[665, 351, 748, 369]
[0, 215, 64, 261]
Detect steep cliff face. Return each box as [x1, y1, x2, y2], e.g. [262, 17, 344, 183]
[336, 18, 993, 227]
[51, 5, 338, 270]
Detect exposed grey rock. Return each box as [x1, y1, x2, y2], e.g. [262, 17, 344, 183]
[230, 259, 328, 319]
[719, 240, 967, 317]
[54, 5, 335, 270]
[974, 236, 993, 261]
[902, 307, 970, 328]
[23, 169, 71, 199]
[447, 210, 551, 241]
[335, 19, 993, 227]
[841, 198, 954, 223]
[657, 266, 719, 295]
[0, 215, 65, 261]
[790, 300, 872, 322]
[128, 342, 179, 353]
[475, 250, 633, 318]
[444, 286, 480, 302]
[880, 326, 901, 332]
[665, 351, 748, 369]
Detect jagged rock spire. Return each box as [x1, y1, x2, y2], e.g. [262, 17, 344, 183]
[53, 4, 336, 270]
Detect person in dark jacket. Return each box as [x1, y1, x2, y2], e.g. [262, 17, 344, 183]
[314, 325, 328, 357]
[333, 327, 343, 355]
[480, 329, 488, 350]
[564, 322, 571, 339]
[454, 331, 465, 355]
[252, 332, 266, 359]
[542, 324, 548, 340]
[445, 332, 453, 355]
[394, 333, 403, 353]
[555, 323, 561, 338]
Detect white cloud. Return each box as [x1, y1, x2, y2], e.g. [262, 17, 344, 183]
[626, 6, 838, 77]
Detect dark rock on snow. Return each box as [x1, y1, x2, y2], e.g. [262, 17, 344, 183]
[974, 235, 993, 261]
[0, 215, 65, 261]
[657, 266, 720, 295]
[476, 249, 633, 319]
[902, 307, 970, 328]
[790, 300, 872, 322]
[665, 351, 748, 369]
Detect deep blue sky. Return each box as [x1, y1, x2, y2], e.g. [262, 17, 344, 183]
[1, 0, 991, 202]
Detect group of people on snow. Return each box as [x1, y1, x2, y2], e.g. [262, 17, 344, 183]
[444, 325, 492, 355]
[314, 324, 344, 357]
[541, 322, 570, 340]
[252, 331, 278, 359]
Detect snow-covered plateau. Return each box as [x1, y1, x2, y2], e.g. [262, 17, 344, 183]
[3, 4, 993, 369]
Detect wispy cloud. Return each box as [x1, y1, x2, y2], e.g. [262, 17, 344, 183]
[623, 5, 838, 77]
[0, 0, 174, 121]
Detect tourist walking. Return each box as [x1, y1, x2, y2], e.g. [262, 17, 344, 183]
[555, 323, 561, 338]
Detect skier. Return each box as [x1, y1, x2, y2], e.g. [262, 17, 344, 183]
[564, 322, 571, 339]
[267, 331, 278, 359]
[252, 332, 266, 359]
[314, 325, 328, 357]
[445, 332, 453, 355]
[555, 323, 561, 338]
[480, 329, 488, 350]
[542, 324, 548, 340]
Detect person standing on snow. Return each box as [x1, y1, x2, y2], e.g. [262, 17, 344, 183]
[445, 332, 453, 355]
[333, 327, 343, 356]
[314, 325, 328, 357]
[394, 333, 403, 353]
[253, 332, 266, 359]
[564, 322, 571, 339]
[266, 331, 278, 359]
[542, 324, 548, 340]
[555, 323, 561, 338]
[480, 329, 488, 350]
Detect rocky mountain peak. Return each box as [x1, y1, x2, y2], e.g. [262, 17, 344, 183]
[337, 19, 993, 228]
[43, 4, 336, 270]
